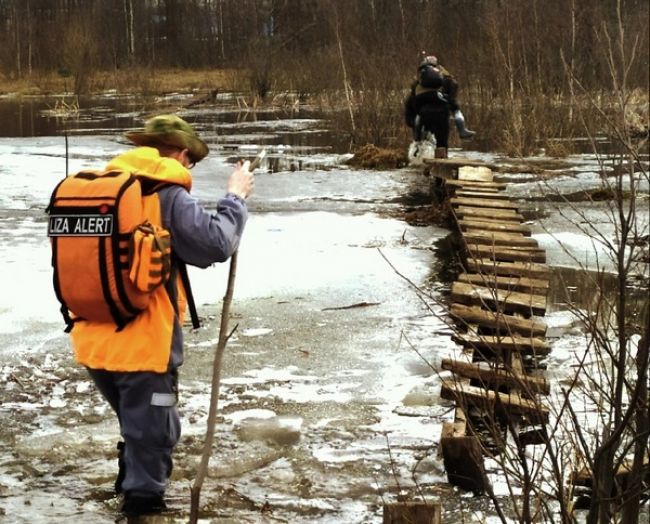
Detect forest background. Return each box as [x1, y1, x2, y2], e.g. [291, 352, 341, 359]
[0, 0, 648, 156]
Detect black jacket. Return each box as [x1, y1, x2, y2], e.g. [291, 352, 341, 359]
[404, 68, 459, 128]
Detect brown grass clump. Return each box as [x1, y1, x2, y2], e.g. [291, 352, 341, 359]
[347, 144, 407, 169]
[544, 139, 574, 158]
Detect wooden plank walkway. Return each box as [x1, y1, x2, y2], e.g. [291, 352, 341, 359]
[429, 160, 552, 494]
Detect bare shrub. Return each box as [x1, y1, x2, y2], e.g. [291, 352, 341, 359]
[60, 20, 100, 96]
[482, 3, 650, 522]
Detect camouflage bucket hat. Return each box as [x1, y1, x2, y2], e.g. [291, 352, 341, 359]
[125, 114, 209, 163]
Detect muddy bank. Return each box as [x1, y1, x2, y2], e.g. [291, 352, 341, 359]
[1, 270, 459, 523]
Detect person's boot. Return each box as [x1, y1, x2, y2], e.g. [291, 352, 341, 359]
[120, 491, 167, 516]
[115, 441, 126, 494]
[453, 110, 476, 139]
[435, 147, 448, 159]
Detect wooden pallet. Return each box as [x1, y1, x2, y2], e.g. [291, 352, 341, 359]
[431, 160, 552, 493]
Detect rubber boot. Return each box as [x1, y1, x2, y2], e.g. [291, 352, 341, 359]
[120, 492, 167, 516]
[453, 110, 475, 139]
[435, 147, 448, 159]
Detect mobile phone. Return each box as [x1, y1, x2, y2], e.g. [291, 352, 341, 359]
[248, 149, 267, 172]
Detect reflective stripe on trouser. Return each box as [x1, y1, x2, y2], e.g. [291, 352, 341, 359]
[87, 368, 181, 495]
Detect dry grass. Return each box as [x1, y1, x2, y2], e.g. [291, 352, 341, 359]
[347, 144, 408, 169]
[0, 68, 244, 96]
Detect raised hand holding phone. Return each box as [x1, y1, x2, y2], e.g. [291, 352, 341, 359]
[248, 149, 266, 172]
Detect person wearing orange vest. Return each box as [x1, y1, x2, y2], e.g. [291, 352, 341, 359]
[69, 115, 254, 516]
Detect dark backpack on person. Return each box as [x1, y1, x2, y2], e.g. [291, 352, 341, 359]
[418, 64, 444, 89]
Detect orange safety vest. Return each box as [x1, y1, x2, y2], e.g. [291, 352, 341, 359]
[70, 147, 192, 373]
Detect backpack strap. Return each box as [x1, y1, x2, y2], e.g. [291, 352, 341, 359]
[179, 259, 201, 330]
[174, 254, 201, 329]
[150, 182, 200, 329]
[140, 178, 171, 196]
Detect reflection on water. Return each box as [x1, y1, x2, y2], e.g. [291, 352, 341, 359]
[0, 93, 355, 175]
[0, 94, 351, 157]
[548, 266, 648, 332]
[0, 95, 138, 137]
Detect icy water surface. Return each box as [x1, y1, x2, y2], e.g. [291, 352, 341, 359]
[0, 93, 648, 523]
[0, 94, 456, 523]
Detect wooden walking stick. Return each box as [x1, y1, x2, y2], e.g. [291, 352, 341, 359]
[189, 250, 238, 523]
[189, 151, 265, 523]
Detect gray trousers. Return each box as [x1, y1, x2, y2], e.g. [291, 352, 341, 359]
[87, 368, 181, 496]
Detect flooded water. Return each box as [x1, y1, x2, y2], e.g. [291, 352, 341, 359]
[0, 93, 648, 523]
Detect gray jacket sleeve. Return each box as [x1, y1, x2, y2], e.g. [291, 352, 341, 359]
[158, 185, 248, 268]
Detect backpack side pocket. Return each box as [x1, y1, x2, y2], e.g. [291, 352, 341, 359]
[129, 221, 172, 293]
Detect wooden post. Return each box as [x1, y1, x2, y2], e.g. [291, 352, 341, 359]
[383, 501, 442, 523]
[440, 419, 487, 494]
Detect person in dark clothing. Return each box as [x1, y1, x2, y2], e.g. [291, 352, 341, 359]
[404, 54, 475, 159]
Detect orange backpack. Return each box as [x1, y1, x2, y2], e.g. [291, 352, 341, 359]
[47, 170, 172, 331]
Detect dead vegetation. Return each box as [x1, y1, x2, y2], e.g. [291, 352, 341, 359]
[346, 144, 407, 169]
[0, 68, 242, 97]
[1, 1, 646, 156]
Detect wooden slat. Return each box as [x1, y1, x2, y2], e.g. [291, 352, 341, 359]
[462, 230, 539, 248]
[466, 244, 547, 263]
[466, 259, 551, 279]
[444, 179, 508, 190]
[444, 408, 469, 438]
[458, 166, 494, 182]
[455, 190, 511, 199]
[441, 358, 550, 394]
[447, 346, 475, 438]
[455, 206, 524, 221]
[458, 219, 532, 236]
[509, 350, 543, 403]
[453, 333, 550, 356]
[450, 197, 520, 210]
[440, 380, 549, 421]
[424, 157, 491, 168]
[451, 281, 547, 316]
[457, 273, 550, 295]
[518, 426, 547, 446]
[450, 303, 547, 337]
[571, 456, 649, 487]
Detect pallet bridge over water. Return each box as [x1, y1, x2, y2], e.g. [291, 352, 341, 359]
[425, 157, 551, 494]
